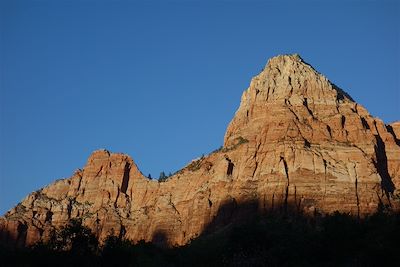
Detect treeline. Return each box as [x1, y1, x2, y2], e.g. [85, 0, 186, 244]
[1, 211, 400, 266]
[147, 171, 172, 182]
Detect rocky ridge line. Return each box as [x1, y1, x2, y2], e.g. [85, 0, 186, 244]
[1, 54, 399, 247]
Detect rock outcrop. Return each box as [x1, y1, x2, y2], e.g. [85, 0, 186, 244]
[1, 54, 399, 247]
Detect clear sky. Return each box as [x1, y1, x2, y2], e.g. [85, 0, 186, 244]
[0, 0, 399, 215]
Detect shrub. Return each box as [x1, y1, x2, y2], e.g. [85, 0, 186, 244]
[187, 157, 204, 172]
[49, 218, 99, 256]
[221, 136, 249, 152]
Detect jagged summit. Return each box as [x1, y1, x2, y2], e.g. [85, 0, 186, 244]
[1, 55, 399, 248]
[254, 54, 354, 104]
[264, 54, 316, 72]
[265, 53, 304, 66]
[224, 54, 359, 146]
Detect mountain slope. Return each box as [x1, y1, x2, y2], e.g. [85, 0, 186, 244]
[1, 54, 399, 247]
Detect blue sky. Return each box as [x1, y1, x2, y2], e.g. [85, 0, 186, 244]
[0, 0, 399, 214]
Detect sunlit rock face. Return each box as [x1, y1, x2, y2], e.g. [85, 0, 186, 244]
[1, 54, 399, 247]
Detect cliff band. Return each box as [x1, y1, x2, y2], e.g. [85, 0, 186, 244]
[1, 54, 399, 247]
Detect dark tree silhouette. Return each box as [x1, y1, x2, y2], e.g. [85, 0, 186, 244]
[50, 218, 98, 256]
[102, 236, 136, 266]
[159, 171, 167, 182]
[1, 209, 400, 266]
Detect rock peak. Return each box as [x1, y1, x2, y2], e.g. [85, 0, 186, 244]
[249, 54, 354, 104]
[266, 53, 304, 66]
[1, 54, 399, 249]
[224, 55, 358, 146]
[263, 53, 316, 76]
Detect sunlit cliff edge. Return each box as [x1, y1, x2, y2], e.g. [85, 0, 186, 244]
[1, 54, 399, 247]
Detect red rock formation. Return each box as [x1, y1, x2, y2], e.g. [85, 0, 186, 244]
[1, 54, 399, 247]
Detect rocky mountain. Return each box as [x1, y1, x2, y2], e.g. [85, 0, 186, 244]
[1, 54, 399, 247]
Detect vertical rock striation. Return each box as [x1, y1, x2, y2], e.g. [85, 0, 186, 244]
[1, 54, 399, 247]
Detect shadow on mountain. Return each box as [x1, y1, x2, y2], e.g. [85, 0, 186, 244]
[1, 199, 400, 266]
[331, 83, 355, 102]
[296, 56, 354, 103]
[373, 132, 396, 203]
[386, 124, 400, 147]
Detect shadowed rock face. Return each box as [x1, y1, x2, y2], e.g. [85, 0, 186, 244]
[1, 54, 399, 247]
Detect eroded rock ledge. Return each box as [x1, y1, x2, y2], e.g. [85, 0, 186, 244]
[1, 54, 399, 247]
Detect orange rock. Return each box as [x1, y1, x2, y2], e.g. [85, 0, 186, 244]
[1, 54, 399, 247]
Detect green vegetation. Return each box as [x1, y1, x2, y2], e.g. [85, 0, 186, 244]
[157, 136, 249, 178]
[158, 171, 174, 182]
[187, 156, 204, 172]
[221, 136, 249, 153]
[158, 171, 168, 182]
[37, 218, 98, 255]
[157, 171, 178, 182]
[211, 146, 223, 154]
[235, 136, 249, 145]
[209, 136, 249, 155]
[1, 210, 399, 266]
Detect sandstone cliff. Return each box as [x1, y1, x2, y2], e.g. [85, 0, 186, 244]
[1, 54, 399, 247]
